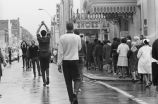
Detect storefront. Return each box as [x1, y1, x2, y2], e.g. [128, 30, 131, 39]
[74, 0, 138, 41]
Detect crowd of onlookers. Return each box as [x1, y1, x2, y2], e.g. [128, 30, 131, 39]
[85, 35, 155, 87]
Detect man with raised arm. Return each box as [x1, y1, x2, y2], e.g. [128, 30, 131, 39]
[36, 21, 51, 86]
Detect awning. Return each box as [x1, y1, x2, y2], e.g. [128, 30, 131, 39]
[93, 5, 136, 14]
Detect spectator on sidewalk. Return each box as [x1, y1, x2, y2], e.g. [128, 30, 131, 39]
[103, 40, 112, 73]
[86, 41, 93, 70]
[128, 36, 139, 82]
[111, 37, 120, 74]
[117, 38, 129, 78]
[74, 30, 87, 81]
[92, 39, 98, 69]
[137, 39, 152, 87]
[37, 21, 51, 86]
[29, 40, 41, 77]
[94, 41, 103, 71]
[57, 22, 81, 104]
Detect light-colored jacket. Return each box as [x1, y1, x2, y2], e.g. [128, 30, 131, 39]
[117, 43, 129, 57]
[137, 45, 152, 74]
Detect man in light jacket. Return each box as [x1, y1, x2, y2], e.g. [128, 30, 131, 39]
[57, 22, 81, 104]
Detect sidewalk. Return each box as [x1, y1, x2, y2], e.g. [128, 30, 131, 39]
[83, 68, 133, 82]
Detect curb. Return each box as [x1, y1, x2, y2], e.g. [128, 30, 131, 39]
[83, 73, 148, 104]
[83, 73, 134, 82]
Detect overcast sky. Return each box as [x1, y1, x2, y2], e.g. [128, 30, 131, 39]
[0, 0, 80, 36]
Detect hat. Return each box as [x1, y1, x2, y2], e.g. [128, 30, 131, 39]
[143, 39, 150, 44]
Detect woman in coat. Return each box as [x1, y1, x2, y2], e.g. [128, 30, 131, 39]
[117, 38, 129, 78]
[137, 39, 152, 87]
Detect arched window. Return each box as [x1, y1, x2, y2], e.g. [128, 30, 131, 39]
[101, 7, 103, 13]
[107, 7, 109, 12]
[104, 7, 106, 12]
[94, 7, 96, 13]
[130, 6, 133, 12]
[127, 6, 129, 12]
[110, 7, 113, 12]
[97, 7, 100, 12]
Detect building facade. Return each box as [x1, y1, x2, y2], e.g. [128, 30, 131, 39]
[137, 0, 158, 43]
[74, 0, 139, 42]
[59, 0, 73, 36]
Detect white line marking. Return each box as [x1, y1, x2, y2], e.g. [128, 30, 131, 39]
[96, 81, 148, 104]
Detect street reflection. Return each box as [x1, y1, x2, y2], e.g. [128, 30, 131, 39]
[41, 87, 50, 104]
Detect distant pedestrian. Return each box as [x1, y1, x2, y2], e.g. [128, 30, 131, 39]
[26, 44, 31, 70]
[21, 41, 27, 68]
[152, 38, 158, 91]
[29, 40, 41, 77]
[37, 21, 51, 86]
[117, 38, 129, 78]
[57, 22, 81, 104]
[0, 48, 7, 81]
[8, 47, 12, 65]
[137, 39, 152, 87]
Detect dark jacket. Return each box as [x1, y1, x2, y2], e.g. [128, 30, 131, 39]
[152, 39, 158, 60]
[79, 39, 87, 57]
[37, 33, 50, 52]
[0, 50, 4, 64]
[111, 41, 120, 57]
[94, 43, 103, 57]
[29, 45, 39, 59]
[103, 44, 111, 62]
[37, 33, 51, 58]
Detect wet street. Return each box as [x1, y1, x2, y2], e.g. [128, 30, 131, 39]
[0, 60, 156, 104]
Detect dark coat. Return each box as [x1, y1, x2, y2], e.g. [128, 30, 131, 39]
[152, 39, 158, 60]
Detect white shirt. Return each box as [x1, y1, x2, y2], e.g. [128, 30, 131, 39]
[57, 33, 81, 65]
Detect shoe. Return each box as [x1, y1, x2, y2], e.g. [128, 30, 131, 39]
[43, 83, 46, 87]
[71, 94, 78, 104]
[46, 77, 49, 85]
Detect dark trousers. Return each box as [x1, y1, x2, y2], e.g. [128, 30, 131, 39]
[31, 57, 41, 77]
[39, 57, 50, 84]
[22, 55, 26, 68]
[152, 62, 158, 86]
[96, 56, 103, 71]
[112, 55, 118, 73]
[62, 60, 81, 102]
[9, 55, 11, 65]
